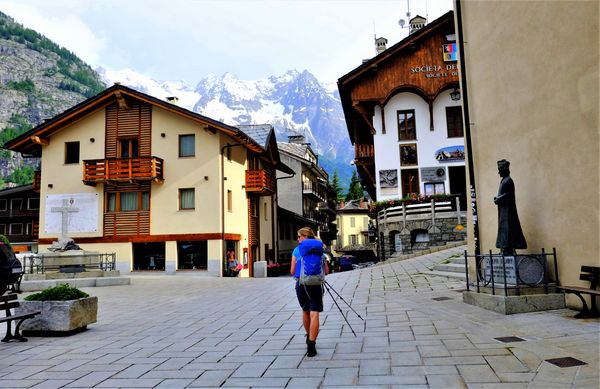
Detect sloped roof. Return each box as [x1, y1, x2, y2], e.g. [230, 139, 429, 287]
[277, 142, 309, 159]
[0, 184, 34, 197]
[3, 84, 264, 156]
[236, 125, 272, 151]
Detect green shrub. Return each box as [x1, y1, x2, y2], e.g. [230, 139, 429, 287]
[25, 284, 89, 301]
[0, 234, 11, 249]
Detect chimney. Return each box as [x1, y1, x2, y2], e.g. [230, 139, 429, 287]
[288, 134, 306, 144]
[375, 37, 388, 54]
[166, 96, 179, 105]
[409, 15, 427, 34]
[359, 198, 365, 209]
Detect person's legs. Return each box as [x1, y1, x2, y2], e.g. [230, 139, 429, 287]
[303, 310, 311, 337]
[308, 311, 319, 341]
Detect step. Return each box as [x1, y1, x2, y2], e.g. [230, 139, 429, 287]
[426, 269, 467, 280]
[432, 263, 465, 273]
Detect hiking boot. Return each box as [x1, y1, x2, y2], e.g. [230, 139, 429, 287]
[307, 340, 317, 357]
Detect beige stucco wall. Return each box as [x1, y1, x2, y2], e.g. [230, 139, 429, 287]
[38, 109, 106, 239]
[459, 0, 599, 306]
[333, 212, 370, 256]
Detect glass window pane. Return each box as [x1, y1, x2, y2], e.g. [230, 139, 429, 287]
[179, 135, 195, 157]
[107, 193, 116, 212]
[142, 192, 149, 210]
[120, 192, 138, 211]
[180, 189, 195, 209]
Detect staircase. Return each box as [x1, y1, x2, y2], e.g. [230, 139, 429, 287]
[427, 253, 467, 280]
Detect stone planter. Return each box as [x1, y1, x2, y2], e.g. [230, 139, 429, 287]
[16, 296, 97, 336]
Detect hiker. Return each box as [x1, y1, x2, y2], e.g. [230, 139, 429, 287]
[290, 227, 328, 357]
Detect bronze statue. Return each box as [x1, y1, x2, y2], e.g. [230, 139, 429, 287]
[494, 160, 527, 255]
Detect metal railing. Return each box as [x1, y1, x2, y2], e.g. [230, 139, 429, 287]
[21, 253, 116, 274]
[464, 248, 558, 296]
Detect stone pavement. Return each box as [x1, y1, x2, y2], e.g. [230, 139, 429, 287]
[1, 245, 598, 388]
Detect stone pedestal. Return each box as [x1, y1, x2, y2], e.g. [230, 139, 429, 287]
[254, 261, 267, 278]
[463, 291, 565, 314]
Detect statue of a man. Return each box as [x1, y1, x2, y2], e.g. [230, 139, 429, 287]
[494, 159, 527, 255]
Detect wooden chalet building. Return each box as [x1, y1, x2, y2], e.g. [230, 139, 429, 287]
[4, 84, 293, 276]
[338, 11, 466, 209]
[0, 184, 39, 253]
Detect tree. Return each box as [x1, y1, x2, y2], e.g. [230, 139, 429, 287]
[330, 170, 345, 202]
[345, 170, 364, 201]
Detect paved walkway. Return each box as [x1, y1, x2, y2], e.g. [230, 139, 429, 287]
[1, 246, 598, 388]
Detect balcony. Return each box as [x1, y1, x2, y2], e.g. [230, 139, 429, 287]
[245, 169, 275, 195]
[83, 157, 164, 185]
[302, 181, 326, 201]
[355, 143, 374, 161]
[33, 171, 41, 192]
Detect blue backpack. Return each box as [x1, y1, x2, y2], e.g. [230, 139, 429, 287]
[297, 238, 325, 286]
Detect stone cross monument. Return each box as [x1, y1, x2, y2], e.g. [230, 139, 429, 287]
[51, 198, 79, 240]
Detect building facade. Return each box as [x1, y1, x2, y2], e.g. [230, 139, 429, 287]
[5, 85, 291, 277]
[332, 199, 374, 261]
[0, 184, 39, 253]
[338, 12, 466, 210]
[276, 135, 337, 261]
[456, 0, 598, 310]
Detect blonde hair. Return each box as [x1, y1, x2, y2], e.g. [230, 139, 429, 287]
[297, 227, 316, 239]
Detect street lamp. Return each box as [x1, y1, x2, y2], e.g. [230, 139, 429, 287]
[450, 87, 461, 101]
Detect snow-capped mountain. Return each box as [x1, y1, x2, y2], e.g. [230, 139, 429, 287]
[97, 68, 354, 188]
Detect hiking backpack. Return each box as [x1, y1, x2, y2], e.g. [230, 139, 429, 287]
[298, 238, 325, 286]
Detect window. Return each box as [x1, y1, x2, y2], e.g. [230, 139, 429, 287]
[397, 110, 416, 140]
[26, 223, 32, 235]
[119, 138, 139, 158]
[28, 198, 40, 210]
[400, 144, 418, 166]
[179, 188, 195, 210]
[106, 192, 149, 212]
[264, 202, 268, 221]
[350, 217, 355, 228]
[10, 198, 22, 211]
[0, 224, 5, 234]
[65, 142, 80, 164]
[424, 182, 446, 196]
[349, 234, 357, 245]
[0, 199, 6, 211]
[9, 223, 23, 235]
[446, 106, 464, 138]
[120, 192, 138, 211]
[227, 190, 232, 212]
[179, 134, 195, 157]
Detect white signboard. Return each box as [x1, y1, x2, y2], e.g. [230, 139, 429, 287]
[44, 193, 99, 234]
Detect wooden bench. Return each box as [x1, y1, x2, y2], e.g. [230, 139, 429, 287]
[557, 266, 600, 318]
[0, 294, 41, 342]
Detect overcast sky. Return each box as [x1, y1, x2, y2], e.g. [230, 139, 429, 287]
[1, 0, 454, 85]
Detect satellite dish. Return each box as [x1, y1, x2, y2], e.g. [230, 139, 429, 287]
[399, 19, 405, 28]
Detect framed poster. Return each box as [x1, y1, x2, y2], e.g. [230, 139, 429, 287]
[400, 143, 418, 166]
[379, 169, 398, 196]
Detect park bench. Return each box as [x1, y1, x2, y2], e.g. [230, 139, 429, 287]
[557, 265, 600, 318]
[0, 294, 40, 342]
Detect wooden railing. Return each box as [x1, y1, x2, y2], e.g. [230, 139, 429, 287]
[83, 157, 164, 185]
[245, 169, 275, 195]
[355, 143, 374, 159]
[104, 211, 150, 237]
[33, 171, 41, 192]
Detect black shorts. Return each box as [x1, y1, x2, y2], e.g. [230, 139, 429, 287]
[296, 283, 324, 312]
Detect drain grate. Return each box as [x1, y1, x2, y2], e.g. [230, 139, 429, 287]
[494, 336, 526, 343]
[432, 297, 453, 301]
[545, 357, 587, 368]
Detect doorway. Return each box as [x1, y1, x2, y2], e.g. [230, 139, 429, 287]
[133, 242, 165, 271]
[448, 166, 467, 211]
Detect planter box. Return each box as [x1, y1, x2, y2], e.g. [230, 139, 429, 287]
[16, 296, 97, 336]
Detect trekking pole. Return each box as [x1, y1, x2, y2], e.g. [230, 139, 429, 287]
[324, 280, 364, 320]
[323, 283, 358, 337]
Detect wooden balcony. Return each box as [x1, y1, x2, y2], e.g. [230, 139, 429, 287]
[355, 143, 374, 159]
[245, 169, 275, 195]
[33, 171, 41, 192]
[83, 157, 164, 185]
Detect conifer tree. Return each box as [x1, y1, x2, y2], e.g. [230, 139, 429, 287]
[330, 170, 345, 202]
[345, 170, 364, 201]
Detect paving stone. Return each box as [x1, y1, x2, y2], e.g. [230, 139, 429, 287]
[321, 367, 359, 386]
[154, 378, 196, 388]
[457, 364, 500, 383]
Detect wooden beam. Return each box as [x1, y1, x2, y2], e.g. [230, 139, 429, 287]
[353, 103, 377, 135]
[115, 90, 129, 109]
[30, 136, 49, 145]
